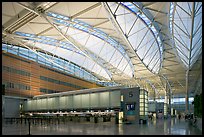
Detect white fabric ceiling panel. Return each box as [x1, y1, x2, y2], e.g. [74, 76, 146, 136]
[109, 51, 123, 68]
[16, 24, 36, 34]
[128, 18, 146, 37]
[82, 58, 95, 71]
[116, 11, 136, 35]
[2, 2, 24, 17]
[59, 21, 132, 76]
[27, 24, 52, 35]
[48, 2, 98, 17]
[92, 63, 110, 80]
[92, 63, 102, 75]
[115, 3, 130, 15]
[67, 28, 90, 46]
[84, 35, 104, 55]
[128, 27, 149, 50]
[82, 61, 110, 80]
[77, 5, 106, 18]
[108, 2, 118, 12]
[94, 21, 116, 35]
[117, 57, 128, 73]
[23, 39, 110, 80]
[98, 68, 110, 79]
[69, 52, 85, 66]
[99, 43, 115, 62]
[2, 16, 11, 25]
[137, 38, 154, 59]
[123, 62, 132, 77]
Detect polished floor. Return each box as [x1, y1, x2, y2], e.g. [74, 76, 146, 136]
[2, 118, 202, 135]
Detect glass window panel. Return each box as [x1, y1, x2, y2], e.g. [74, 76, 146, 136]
[140, 100, 144, 104]
[140, 103, 144, 107]
[140, 95, 144, 98]
[140, 112, 144, 115]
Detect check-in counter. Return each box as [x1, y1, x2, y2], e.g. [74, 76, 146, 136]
[85, 116, 91, 122]
[111, 116, 115, 123]
[98, 117, 103, 122]
[70, 116, 74, 121]
[90, 117, 95, 123]
[72, 116, 80, 122]
[90, 116, 99, 123]
[79, 116, 86, 122]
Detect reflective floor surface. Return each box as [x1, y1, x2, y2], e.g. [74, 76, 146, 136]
[2, 118, 202, 135]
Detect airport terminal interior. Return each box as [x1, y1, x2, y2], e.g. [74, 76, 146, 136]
[2, 2, 202, 135]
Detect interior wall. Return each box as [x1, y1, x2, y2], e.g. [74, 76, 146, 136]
[2, 52, 102, 98]
[3, 96, 21, 118]
[121, 87, 140, 123]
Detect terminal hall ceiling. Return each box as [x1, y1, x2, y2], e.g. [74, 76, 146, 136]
[2, 2, 202, 98]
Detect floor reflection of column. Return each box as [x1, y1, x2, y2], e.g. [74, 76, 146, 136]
[163, 119, 167, 134]
[168, 118, 171, 134]
[163, 119, 171, 135]
[171, 117, 175, 127]
[153, 119, 156, 126]
[82, 126, 87, 135]
[118, 124, 123, 135]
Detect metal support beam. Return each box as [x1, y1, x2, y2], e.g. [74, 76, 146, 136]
[188, 2, 195, 69]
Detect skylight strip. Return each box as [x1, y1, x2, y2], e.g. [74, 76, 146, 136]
[15, 32, 85, 56]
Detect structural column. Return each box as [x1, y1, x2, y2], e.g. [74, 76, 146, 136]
[164, 92, 168, 117]
[164, 82, 168, 117]
[168, 86, 171, 117]
[153, 89, 156, 101]
[185, 70, 189, 113]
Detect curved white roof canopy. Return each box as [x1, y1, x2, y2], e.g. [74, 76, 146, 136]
[107, 2, 163, 73]
[170, 2, 202, 69]
[46, 12, 134, 77]
[15, 32, 111, 80]
[1, 2, 202, 97]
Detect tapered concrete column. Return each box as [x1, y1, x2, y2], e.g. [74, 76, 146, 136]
[164, 86, 168, 117]
[185, 70, 189, 113]
[168, 88, 171, 116]
[153, 89, 156, 101]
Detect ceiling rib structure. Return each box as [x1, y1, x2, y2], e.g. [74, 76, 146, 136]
[2, 2, 202, 98]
